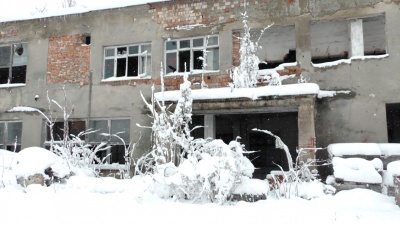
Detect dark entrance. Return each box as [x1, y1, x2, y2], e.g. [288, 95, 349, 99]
[215, 112, 298, 179]
[386, 103, 400, 143]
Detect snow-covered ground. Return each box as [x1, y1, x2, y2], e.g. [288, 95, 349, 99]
[0, 177, 399, 225]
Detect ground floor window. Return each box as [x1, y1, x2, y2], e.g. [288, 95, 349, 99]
[0, 121, 22, 152]
[386, 103, 400, 143]
[88, 119, 130, 164]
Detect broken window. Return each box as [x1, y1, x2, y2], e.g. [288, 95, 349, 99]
[88, 118, 130, 164]
[46, 120, 86, 142]
[311, 14, 386, 64]
[363, 14, 386, 56]
[0, 43, 28, 85]
[252, 25, 296, 69]
[311, 20, 349, 63]
[103, 43, 151, 79]
[165, 35, 219, 74]
[0, 121, 22, 152]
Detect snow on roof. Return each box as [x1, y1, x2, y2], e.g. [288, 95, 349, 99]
[155, 83, 320, 102]
[328, 143, 400, 157]
[0, 0, 169, 23]
[332, 157, 382, 184]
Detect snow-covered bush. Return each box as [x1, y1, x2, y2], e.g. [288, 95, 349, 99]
[253, 128, 333, 199]
[230, 12, 271, 89]
[140, 68, 256, 204]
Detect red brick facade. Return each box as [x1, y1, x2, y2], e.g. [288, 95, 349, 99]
[47, 34, 90, 85]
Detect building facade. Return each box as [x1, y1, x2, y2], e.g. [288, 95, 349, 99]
[1, 0, 400, 177]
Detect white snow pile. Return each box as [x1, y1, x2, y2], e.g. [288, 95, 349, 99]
[387, 161, 400, 176]
[233, 177, 269, 196]
[332, 157, 382, 184]
[13, 147, 70, 179]
[0, 149, 15, 169]
[328, 143, 400, 157]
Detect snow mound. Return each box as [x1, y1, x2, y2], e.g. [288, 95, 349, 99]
[387, 161, 400, 176]
[328, 143, 400, 157]
[332, 157, 382, 184]
[13, 147, 70, 179]
[233, 177, 269, 195]
[0, 149, 16, 169]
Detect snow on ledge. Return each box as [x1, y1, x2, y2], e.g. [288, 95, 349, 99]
[318, 90, 351, 98]
[6, 106, 41, 113]
[101, 75, 151, 82]
[328, 143, 400, 157]
[312, 54, 389, 68]
[155, 83, 320, 102]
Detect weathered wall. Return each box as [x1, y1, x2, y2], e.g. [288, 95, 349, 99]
[0, 0, 399, 159]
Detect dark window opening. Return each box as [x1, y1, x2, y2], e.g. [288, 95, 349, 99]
[47, 120, 86, 141]
[127, 56, 138, 77]
[193, 51, 203, 70]
[178, 50, 190, 72]
[311, 52, 349, 64]
[259, 49, 296, 69]
[0, 68, 9, 84]
[189, 115, 204, 139]
[215, 112, 298, 179]
[83, 35, 91, 45]
[116, 58, 126, 77]
[11, 65, 26, 83]
[110, 145, 126, 164]
[386, 103, 400, 143]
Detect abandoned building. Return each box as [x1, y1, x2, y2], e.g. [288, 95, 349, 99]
[0, 0, 399, 178]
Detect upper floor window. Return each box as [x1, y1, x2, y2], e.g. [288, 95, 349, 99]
[0, 121, 22, 152]
[103, 43, 151, 79]
[0, 43, 28, 84]
[165, 35, 219, 74]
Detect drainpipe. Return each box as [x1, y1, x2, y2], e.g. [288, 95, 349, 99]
[87, 70, 93, 123]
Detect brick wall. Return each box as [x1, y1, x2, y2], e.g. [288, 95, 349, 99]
[47, 34, 90, 85]
[149, 0, 264, 30]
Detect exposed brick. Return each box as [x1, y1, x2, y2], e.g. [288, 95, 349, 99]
[47, 34, 90, 85]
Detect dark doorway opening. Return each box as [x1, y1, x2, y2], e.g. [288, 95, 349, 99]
[215, 112, 298, 179]
[386, 103, 400, 143]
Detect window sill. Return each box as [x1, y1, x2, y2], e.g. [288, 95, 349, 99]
[0, 83, 26, 89]
[312, 54, 389, 69]
[101, 75, 151, 82]
[98, 163, 128, 170]
[165, 70, 220, 77]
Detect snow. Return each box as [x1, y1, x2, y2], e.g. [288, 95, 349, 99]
[233, 177, 269, 195]
[328, 143, 400, 157]
[332, 157, 382, 184]
[0, 83, 26, 89]
[318, 90, 351, 98]
[12, 147, 70, 179]
[387, 161, 400, 176]
[155, 83, 320, 101]
[0, 0, 170, 23]
[6, 106, 41, 112]
[312, 54, 389, 68]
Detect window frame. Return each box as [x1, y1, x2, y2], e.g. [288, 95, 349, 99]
[0, 43, 28, 85]
[0, 121, 23, 152]
[103, 43, 152, 80]
[88, 118, 130, 164]
[164, 35, 220, 74]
